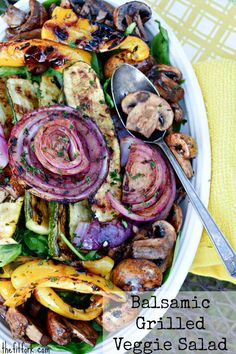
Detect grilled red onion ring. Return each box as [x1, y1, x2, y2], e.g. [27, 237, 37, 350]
[107, 143, 176, 222]
[8, 105, 109, 202]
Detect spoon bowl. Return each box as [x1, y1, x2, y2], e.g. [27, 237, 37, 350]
[111, 63, 165, 142]
[111, 63, 236, 278]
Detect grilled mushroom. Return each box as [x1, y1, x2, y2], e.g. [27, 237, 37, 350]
[6, 307, 51, 345]
[165, 133, 197, 178]
[132, 220, 176, 260]
[6, 0, 48, 40]
[168, 203, 183, 233]
[98, 298, 139, 332]
[63, 319, 99, 346]
[171, 103, 184, 122]
[113, 1, 152, 40]
[79, 0, 114, 25]
[121, 91, 174, 137]
[111, 258, 163, 291]
[3, 5, 26, 28]
[147, 66, 185, 103]
[155, 64, 183, 82]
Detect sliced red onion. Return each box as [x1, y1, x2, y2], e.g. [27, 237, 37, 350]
[73, 219, 132, 250]
[0, 123, 9, 169]
[122, 144, 167, 205]
[8, 105, 109, 202]
[120, 136, 141, 167]
[107, 167, 175, 222]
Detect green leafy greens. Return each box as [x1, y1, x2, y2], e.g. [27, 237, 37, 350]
[103, 78, 114, 109]
[91, 53, 104, 82]
[0, 244, 22, 267]
[59, 232, 99, 261]
[150, 20, 170, 65]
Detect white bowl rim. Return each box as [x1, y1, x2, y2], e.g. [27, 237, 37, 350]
[0, 0, 211, 353]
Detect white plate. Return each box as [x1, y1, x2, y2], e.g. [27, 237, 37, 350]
[0, 1, 211, 353]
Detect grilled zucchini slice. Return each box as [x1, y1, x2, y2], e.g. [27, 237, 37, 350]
[69, 200, 92, 238]
[39, 76, 61, 107]
[6, 78, 38, 122]
[24, 191, 49, 235]
[0, 78, 13, 137]
[0, 197, 24, 239]
[64, 62, 121, 222]
[48, 202, 67, 258]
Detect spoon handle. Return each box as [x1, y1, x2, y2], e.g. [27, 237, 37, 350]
[158, 139, 236, 278]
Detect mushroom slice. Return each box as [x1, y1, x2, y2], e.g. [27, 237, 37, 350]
[113, 1, 152, 40]
[80, 0, 115, 25]
[168, 203, 183, 233]
[165, 133, 197, 178]
[7, 0, 48, 39]
[98, 298, 139, 332]
[156, 64, 183, 82]
[5, 307, 51, 345]
[3, 5, 26, 28]
[171, 103, 184, 123]
[111, 258, 163, 291]
[147, 69, 184, 103]
[121, 91, 150, 114]
[47, 310, 72, 345]
[132, 220, 176, 260]
[121, 91, 174, 138]
[63, 319, 99, 346]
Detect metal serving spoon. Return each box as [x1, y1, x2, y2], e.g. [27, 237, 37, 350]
[111, 63, 236, 278]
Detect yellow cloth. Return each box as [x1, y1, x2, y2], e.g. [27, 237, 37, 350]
[190, 59, 236, 283]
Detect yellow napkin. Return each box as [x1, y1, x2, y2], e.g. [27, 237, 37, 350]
[190, 59, 236, 284]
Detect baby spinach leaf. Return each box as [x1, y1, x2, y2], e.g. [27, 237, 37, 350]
[172, 118, 187, 133]
[103, 78, 114, 109]
[43, 0, 61, 10]
[150, 20, 170, 65]
[91, 53, 104, 82]
[0, 244, 22, 267]
[22, 229, 49, 257]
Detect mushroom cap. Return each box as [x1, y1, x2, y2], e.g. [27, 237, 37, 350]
[121, 91, 174, 138]
[111, 258, 163, 291]
[113, 1, 152, 31]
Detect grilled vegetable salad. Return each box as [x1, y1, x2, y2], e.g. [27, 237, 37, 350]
[0, 0, 197, 352]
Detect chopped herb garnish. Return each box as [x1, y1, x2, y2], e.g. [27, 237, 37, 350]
[89, 80, 95, 85]
[30, 143, 35, 152]
[69, 123, 74, 129]
[68, 39, 77, 48]
[57, 151, 64, 157]
[99, 99, 105, 104]
[23, 128, 29, 136]
[121, 219, 128, 228]
[85, 176, 91, 183]
[150, 160, 156, 169]
[179, 79, 185, 85]
[62, 111, 68, 117]
[124, 22, 137, 35]
[49, 277, 57, 282]
[129, 172, 144, 180]
[110, 169, 121, 183]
